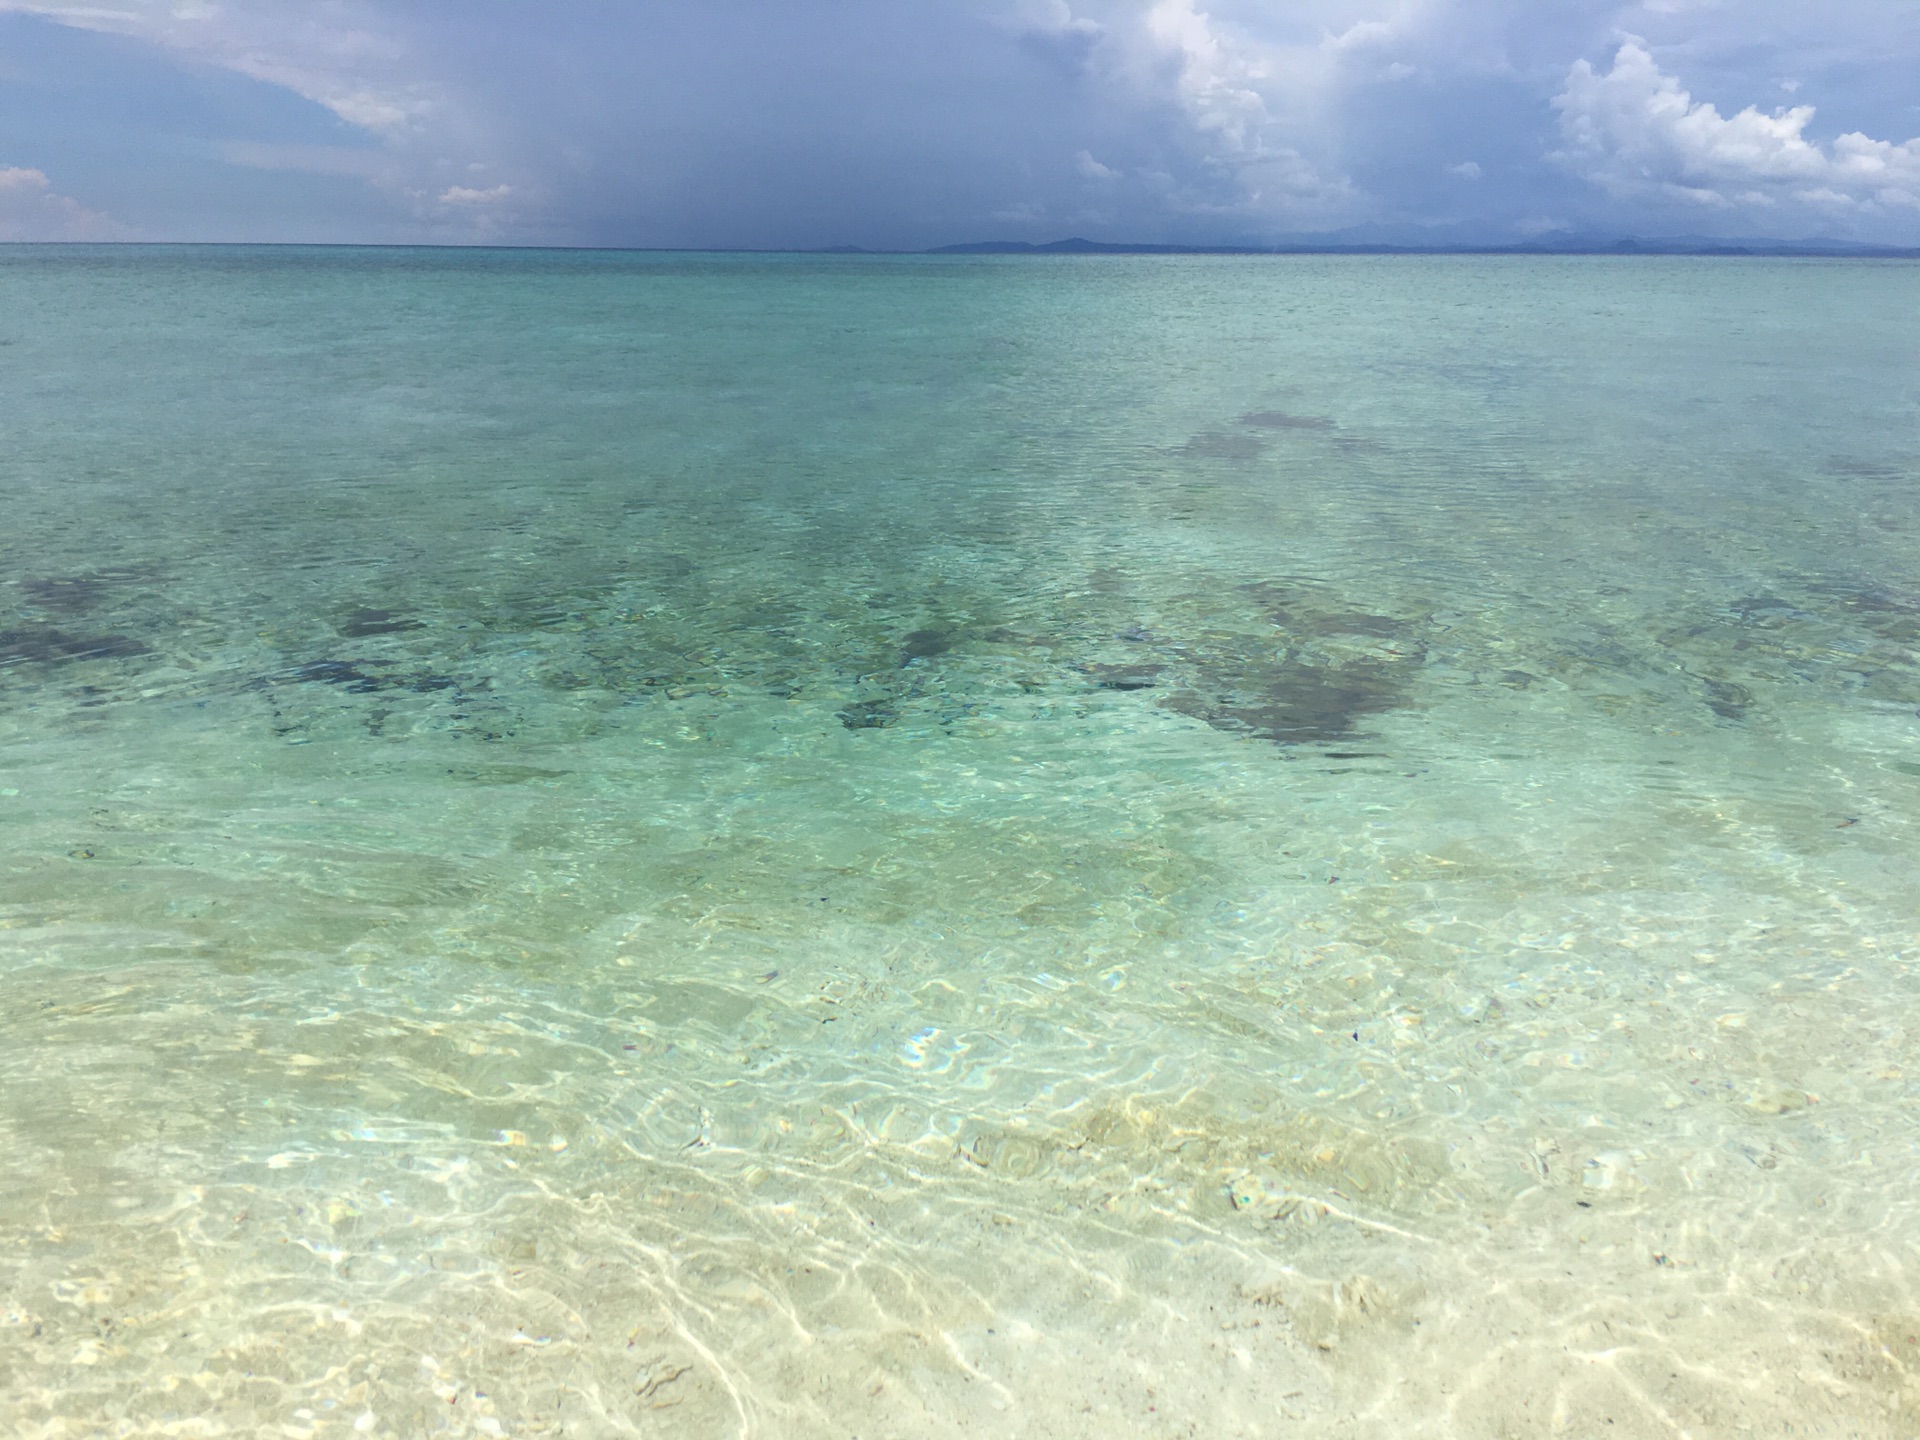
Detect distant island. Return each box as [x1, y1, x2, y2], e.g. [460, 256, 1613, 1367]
[819, 235, 1920, 258]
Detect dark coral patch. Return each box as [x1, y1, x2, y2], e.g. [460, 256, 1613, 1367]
[1702, 678, 1754, 722]
[901, 629, 954, 663]
[22, 578, 111, 613]
[1807, 583, 1920, 642]
[0, 625, 150, 666]
[339, 607, 425, 639]
[276, 660, 456, 695]
[1163, 661, 1411, 745]
[1240, 411, 1334, 431]
[1180, 432, 1266, 461]
[1084, 663, 1163, 691]
[1250, 584, 1400, 640]
[1156, 583, 1426, 745]
[20, 568, 152, 614]
[838, 699, 897, 730]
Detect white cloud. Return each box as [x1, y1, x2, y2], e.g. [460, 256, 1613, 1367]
[0, 0, 532, 239]
[1554, 39, 1920, 213]
[887, 0, 1372, 228]
[0, 1, 436, 134]
[439, 183, 510, 205]
[1324, 17, 1398, 52]
[1001, 0, 1103, 46]
[1145, 0, 1271, 150]
[1125, 0, 1359, 218]
[1448, 160, 1482, 179]
[0, 165, 120, 239]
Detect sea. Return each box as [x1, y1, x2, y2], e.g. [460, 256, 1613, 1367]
[2, 246, 1918, 1438]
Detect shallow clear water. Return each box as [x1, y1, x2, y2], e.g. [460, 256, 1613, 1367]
[2, 246, 1919, 1437]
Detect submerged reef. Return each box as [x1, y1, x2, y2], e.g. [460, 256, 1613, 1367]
[8, 491, 1918, 748]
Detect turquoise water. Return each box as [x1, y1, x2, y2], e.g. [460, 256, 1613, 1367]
[2, 247, 1918, 1437]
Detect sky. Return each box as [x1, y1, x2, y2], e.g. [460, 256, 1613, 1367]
[2, 1, 1918, 248]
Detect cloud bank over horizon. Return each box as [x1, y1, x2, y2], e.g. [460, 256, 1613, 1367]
[2, 1, 1917, 247]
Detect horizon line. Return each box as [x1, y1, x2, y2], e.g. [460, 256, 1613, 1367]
[4, 237, 1918, 258]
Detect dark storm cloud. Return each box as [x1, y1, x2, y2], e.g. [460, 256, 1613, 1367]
[2, 0, 1916, 245]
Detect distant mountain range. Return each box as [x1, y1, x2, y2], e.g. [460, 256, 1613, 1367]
[849, 234, 1920, 258]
